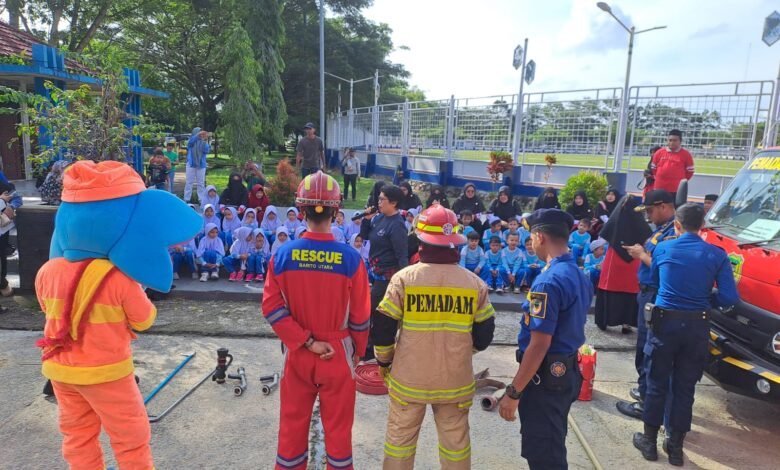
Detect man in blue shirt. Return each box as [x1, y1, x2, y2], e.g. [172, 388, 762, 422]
[617, 189, 677, 419]
[498, 208, 592, 470]
[633, 203, 738, 466]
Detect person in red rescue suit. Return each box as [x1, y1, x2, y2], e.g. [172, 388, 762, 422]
[374, 203, 496, 469]
[262, 171, 371, 470]
[650, 129, 694, 198]
[35, 160, 201, 469]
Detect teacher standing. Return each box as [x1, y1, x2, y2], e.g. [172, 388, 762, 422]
[360, 184, 408, 360]
[296, 122, 325, 178]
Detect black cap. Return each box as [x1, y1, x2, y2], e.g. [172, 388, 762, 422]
[635, 189, 674, 212]
[704, 194, 718, 202]
[304, 122, 315, 129]
[522, 208, 574, 233]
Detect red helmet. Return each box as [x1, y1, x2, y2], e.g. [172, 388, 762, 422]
[295, 171, 341, 211]
[415, 202, 467, 247]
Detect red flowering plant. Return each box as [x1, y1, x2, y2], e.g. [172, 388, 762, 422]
[486, 151, 514, 183]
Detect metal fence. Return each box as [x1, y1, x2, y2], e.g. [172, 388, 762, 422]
[328, 79, 779, 178]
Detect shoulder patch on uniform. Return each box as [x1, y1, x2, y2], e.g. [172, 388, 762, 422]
[528, 292, 548, 319]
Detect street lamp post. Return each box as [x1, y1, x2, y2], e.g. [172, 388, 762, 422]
[324, 71, 376, 111]
[597, 2, 666, 173]
[319, 0, 325, 134]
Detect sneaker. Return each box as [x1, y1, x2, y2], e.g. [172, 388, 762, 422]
[488, 286, 495, 293]
[229, 272, 238, 282]
[0, 285, 12, 297]
[173, 272, 180, 280]
[496, 288, 504, 295]
[199, 273, 209, 282]
[513, 286, 521, 294]
[245, 274, 255, 282]
[255, 274, 264, 282]
[210, 271, 219, 280]
[235, 272, 245, 282]
[503, 286, 510, 292]
[192, 272, 199, 280]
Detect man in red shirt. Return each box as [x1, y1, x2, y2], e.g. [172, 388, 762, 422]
[650, 129, 694, 199]
[262, 171, 370, 470]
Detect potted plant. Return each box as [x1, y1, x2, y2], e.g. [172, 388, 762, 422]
[486, 150, 514, 193]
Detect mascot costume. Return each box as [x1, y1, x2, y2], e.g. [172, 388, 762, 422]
[35, 161, 201, 469]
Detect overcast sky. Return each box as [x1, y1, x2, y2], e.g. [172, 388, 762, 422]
[364, 0, 779, 101]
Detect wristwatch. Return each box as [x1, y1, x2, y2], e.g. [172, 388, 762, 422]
[303, 336, 315, 350]
[505, 384, 522, 400]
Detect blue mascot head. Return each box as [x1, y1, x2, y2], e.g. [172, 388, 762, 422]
[50, 160, 202, 292]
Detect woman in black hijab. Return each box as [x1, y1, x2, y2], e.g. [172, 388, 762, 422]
[425, 184, 450, 209]
[534, 187, 561, 210]
[487, 185, 521, 223]
[367, 180, 387, 209]
[220, 172, 249, 207]
[452, 182, 486, 215]
[398, 181, 423, 211]
[566, 190, 593, 222]
[596, 188, 621, 221]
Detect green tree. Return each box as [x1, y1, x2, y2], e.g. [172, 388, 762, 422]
[221, 23, 262, 163]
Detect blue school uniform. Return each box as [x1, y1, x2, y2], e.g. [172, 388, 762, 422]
[583, 253, 604, 288]
[568, 230, 591, 260]
[459, 245, 485, 273]
[223, 227, 255, 274]
[482, 228, 506, 249]
[480, 249, 505, 289]
[501, 246, 527, 288]
[170, 239, 197, 275]
[196, 226, 225, 275]
[522, 252, 545, 287]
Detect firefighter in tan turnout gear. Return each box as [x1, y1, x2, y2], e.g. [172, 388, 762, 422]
[374, 203, 496, 469]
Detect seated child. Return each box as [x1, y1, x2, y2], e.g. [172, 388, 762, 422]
[242, 207, 259, 229]
[201, 185, 220, 210]
[583, 238, 607, 290]
[503, 217, 524, 245]
[294, 225, 307, 240]
[224, 226, 255, 282]
[501, 233, 527, 294]
[569, 218, 592, 262]
[349, 234, 372, 280]
[459, 210, 481, 237]
[521, 238, 545, 289]
[285, 207, 302, 238]
[271, 226, 289, 257]
[404, 209, 419, 232]
[260, 205, 280, 244]
[170, 238, 197, 280]
[196, 223, 225, 281]
[482, 216, 506, 249]
[199, 204, 221, 242]
[246, 229, 270, 282]
[332, 210, 347, 242]
[343, 213, 362, 241]
[220, 207, 242, 247]
[480, 236, 505, 292]
[459, 231, 485, 275]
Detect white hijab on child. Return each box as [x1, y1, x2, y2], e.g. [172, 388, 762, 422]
[260, 205, 280, 232]
[252, 228, 271, 256]
[196, 223, 225, 256]
[230, 226, 255, 255]
[242, 208, 259, 229]
[201, 185, 220, 209]
[271, 225, 290, 257]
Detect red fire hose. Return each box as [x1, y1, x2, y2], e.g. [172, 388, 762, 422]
[355, 362, 388, 395]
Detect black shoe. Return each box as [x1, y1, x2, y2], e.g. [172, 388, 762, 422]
[633, 424, 659, 461]
[42, 379, 54, 397]
[616, 400, 644, 419]
[621, 326, 632, 334]
[629, 387, 643, 402]
[663, 432, 686, 466]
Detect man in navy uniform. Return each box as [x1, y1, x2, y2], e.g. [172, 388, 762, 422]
[633, 203, 738, 466]
[617, 189, 677, 419]
[498, 208, 592, 470]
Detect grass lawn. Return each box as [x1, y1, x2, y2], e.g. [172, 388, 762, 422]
[411, 149, 744, 176]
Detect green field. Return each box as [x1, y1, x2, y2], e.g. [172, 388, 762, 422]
[408, 149, 743, 176]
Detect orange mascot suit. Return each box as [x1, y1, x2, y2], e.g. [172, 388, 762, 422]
[35, 161, 201, 469]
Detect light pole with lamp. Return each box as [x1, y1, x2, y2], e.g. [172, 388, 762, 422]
[324, 71, 377, 111]
[597, 2, 666, 182]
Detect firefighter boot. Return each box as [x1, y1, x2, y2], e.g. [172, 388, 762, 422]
[663, 431, 686, 466]
[633, 424, 659, 461]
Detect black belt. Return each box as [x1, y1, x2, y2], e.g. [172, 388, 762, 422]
[516, 350, 577, 369]
[655, 307, 709, 321]
[639, 284, 657, 294]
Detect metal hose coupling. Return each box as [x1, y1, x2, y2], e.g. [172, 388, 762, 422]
[260, 372, 280, 395]
[228, 367, 247, 397]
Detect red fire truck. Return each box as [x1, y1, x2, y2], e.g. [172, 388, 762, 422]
[701, 148, 780, 401]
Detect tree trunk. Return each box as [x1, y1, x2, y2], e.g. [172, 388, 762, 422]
[7, 0, 21, 29]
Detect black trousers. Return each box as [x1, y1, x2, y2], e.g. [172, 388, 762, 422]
[364, 279, 390, 360]
[0, 231, 8, 289]
[343, 174, 357, 201]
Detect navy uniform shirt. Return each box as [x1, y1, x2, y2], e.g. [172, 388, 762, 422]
[518, 253, 592, 355]
[637, 220, 677, 287]
[651, 232, 739, 311]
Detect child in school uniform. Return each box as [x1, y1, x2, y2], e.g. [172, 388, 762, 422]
[480, 235, 505, 292]
[224, 226, 255, 281]
[246, 229, 270, 282]
[568, 218, 592, 262]
[518, 213, 532, 247]
[521, 237, 545, 289]
[201, 185, 220, 210]
[260, 205, 281, 244]
[458, 210, 483, 238]
[404, 208, 418, 232]
[503, 217, 524, 243]
[332, 210, 348, 242]
[482, 216, 506, 249]
[271, 226, 289, 257]
[501, 232, 527, 294]
[196, 223, 224, 281]
[459, 231, 485, 275]
[220, 207, 242, 248]
[284, 207, 302, 237]
[242, 208, 259, 229]
[343, 213, 362, 242]
[170, 238, 197, 280]
[198, 204, 221, 243]
[294, 225, 307, 240]
[583, 238, 607, 290]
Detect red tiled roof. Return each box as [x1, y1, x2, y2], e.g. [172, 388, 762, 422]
[0, 20, 91, 74]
